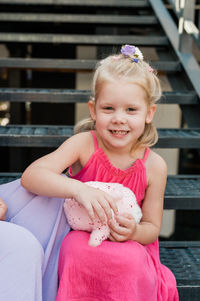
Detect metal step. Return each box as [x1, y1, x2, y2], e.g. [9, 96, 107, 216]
[159, 241, 200, 298]
[165, 175, 200, 209]
[0, 33, 168, 45]
[0, 0, 149, 8]
[0, 13, 157, 25]
[0, 88, 197, 105]
[0, 173, 199, 210]
[0, 125, 200, 148]
[0, 58, 181, 72]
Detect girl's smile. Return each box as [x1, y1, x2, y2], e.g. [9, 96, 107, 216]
[109, 130, 129, 136]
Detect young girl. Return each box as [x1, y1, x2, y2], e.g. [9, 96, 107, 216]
[21, 45, 179, 301]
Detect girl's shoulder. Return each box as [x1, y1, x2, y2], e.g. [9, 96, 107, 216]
[68, 131, 95, 154]
[146, 149, 167, 180]
[58, 131, 94, 159]
[67, 131, 95, 173]
[66, 131, 93, 146]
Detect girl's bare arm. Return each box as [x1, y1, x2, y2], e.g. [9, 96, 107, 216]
[21, 132, 118, 222]
[21, 133, 87, 197]
[109, 151, 167, 245]
[131, 152, 167, 244]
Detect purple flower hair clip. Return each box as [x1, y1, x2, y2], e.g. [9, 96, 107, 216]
[121, 44, 143, 63]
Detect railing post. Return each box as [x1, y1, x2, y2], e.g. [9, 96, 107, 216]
[178, 0, 195, 52]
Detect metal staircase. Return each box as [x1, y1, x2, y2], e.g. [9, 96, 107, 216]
[0, 1, 200, 299]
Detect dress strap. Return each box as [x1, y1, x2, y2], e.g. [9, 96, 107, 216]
[142, 148, 150, 163]
[90, 130, 98, 151]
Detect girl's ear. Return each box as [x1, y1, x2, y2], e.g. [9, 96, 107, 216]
[88, 100, 96, 121]
[146, 104, 157, 124]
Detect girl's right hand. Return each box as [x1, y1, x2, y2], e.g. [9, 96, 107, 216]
[0, 198, 8, 221]
[74, 183, 118, 224]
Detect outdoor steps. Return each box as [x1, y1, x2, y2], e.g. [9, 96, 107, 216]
[0, 13, 158, 25]
[0, 0, 164, 46]
[159, 240, 200, 300]
[0, 0, 149, 7]
[0, 34, 168, 46]
[0, 88, 198, 104]
[0, 125, 200, 148]
[0, 173, 199, 211]
[0, 58, 182, 72]
[0, 0, 200, 299]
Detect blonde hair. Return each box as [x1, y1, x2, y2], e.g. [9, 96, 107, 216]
[74, 52, 162, 151]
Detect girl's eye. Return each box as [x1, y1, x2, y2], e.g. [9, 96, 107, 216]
[104, 107, 113, 110]
[127, 108, 136, 112]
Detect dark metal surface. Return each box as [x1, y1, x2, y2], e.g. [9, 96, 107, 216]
[160, 244, 200, 283]
[0, 33, 169, 45]
[0, 58, 181, 72]
[157, 128, 200, 148]
[164, 175, 200, 209]
[0, 173, 21, 184]
[0, 89, 198, 104]
[0, 125, 200, 148]
[0, 13, 157, 25]
[149, 0, 200, 99]
[0, 88, 91, 103]
[160, 241, 200, 298]
[0, 173, 199, 210]
[0, 0, 149, 7]
[0, 0, 199, 298]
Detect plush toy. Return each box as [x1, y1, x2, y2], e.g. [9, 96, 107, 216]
[64, 181, 142, 247]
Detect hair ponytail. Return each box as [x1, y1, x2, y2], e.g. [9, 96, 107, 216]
[132, 122, 158, 153]
[74, 117, 95, 134]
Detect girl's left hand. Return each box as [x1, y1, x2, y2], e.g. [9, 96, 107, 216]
[109, 213, 137, 242]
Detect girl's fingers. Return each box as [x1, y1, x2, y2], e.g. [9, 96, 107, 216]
[97, 197, 114, 221]
[92, 201, 107, 224]
[109, 228, 125, 242]
[109, 220, 129, 236]
[83, 202, 95, 222]
[109, 215, 137, 242]
[106, 195, 118, 215]
[108, 233, 117, 242]
[116, 215, 135, 228]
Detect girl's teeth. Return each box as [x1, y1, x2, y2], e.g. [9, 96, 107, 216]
[112, 130, 127, 135]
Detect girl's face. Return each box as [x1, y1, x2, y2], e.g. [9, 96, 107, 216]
[89, 79, 156, 153]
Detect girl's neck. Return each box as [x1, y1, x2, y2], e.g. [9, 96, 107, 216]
[96, 133, 146, 169]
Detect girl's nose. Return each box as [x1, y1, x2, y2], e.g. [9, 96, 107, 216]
[112, 111, 126, 123]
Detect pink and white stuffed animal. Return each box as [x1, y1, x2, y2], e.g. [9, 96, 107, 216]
[64, 181, 142, 247]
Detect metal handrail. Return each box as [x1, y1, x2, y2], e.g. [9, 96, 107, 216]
[149, 0, 200, 100]
[166, 0, 200, 49]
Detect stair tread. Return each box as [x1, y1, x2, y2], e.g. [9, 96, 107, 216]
[0, 58, 181, 72]
[159, 243, 200, 283]
[0, 173, 199, 210]
[0, 33, 168, 45]
[0, 0, 149, 7]
[0, 88, 198, 104]
[0, 0, 199, 295]
[0, 13, 157, 24]
[0, 125, 199, 149]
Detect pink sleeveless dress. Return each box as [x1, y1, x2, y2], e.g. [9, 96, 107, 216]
[56, 131, 179, 301]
